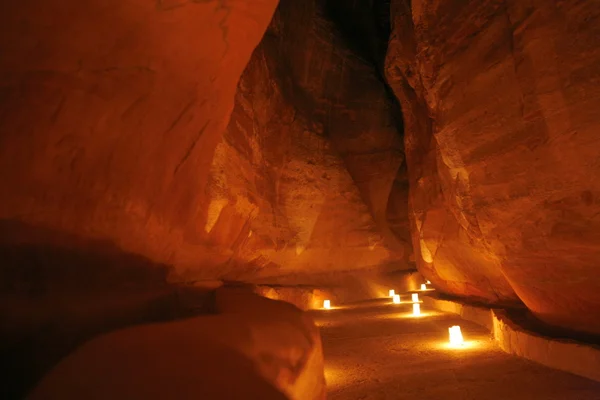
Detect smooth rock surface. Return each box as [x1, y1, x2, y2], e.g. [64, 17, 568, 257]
[386, 0, 600, 334]
[0, 0, 278, 282]
[0, 3, 278, 396]
[28, 291, 326, 400]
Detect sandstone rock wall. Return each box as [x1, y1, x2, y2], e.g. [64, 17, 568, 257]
[386, 0, 600, 334]
[0, 0, 278, 282]
[0, 0, 412, 287]
[206, 0, 413, 279]
[0, 2, 278, 397]
[0, 3, 412, 392]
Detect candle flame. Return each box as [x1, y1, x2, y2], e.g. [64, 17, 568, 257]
[449, 325, 464, 347]
[412, 303, 421, 316]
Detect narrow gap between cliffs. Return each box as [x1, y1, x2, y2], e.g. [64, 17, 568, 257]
[321, 0, 405, 140]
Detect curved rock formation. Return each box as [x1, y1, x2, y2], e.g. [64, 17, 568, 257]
[4, 1, 600, 396]
[386, 0, 600, 334]
[0, 3, 412, 393]
[0, 0, 411, 286]
[0, 2, 278, 397]
[28, 289, 326, 400]
[0, 0, 278, 281]
[206, 0, 413, 279]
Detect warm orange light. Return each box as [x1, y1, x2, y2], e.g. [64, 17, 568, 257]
[412, 303, 421, 316]
[449, 325, 464, 347]
[412, 293, 419, 302]
[323, 300, 331, 309]
[420, 284, 427, 291]
[392, 294, 401, 304]
[389, 289, 395, 297]
[426, 280, 431, 284]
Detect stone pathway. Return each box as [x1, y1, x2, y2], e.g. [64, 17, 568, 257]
[311, 298, 600, 400]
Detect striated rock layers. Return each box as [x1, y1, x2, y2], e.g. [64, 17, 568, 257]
[206, 0, 412, 280]
[386, 0, 600, 334]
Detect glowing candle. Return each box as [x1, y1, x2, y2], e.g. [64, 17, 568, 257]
[420, 283, 427, 291]
[412, 303, 421, 316]
[323, 300, 331, 309]
[393, 294, 401, 304]
[389, 289, 395, 297]
[449, 325, 464, 346]
[412, 293, 419, 302]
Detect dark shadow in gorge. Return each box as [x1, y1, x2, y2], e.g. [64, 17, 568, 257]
[320, 0, 413, 259]
[321, 0, 404, 136]
[0, 220, 215, 399]
[232, 0, 413, 265]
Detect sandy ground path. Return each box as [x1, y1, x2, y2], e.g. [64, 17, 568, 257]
[310, 298, 600, 400]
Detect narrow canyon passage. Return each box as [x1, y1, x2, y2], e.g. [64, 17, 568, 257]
[2, 0, 600, 398]
[313, 297, 600, 399]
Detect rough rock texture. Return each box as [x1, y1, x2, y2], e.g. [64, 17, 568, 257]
[386, 0, 600, 334]
[207, 46, 392, 278]
[206, 0, 413, 280]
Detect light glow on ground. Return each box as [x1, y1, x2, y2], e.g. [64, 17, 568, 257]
[391, 310, 442, 319]
[324, 365, 349, 390]
[434, 339, 486, 351]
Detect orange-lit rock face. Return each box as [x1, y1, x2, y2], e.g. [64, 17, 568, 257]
[387, 0, 600, 334]
[205, 0, 413, 279]
[0, 5, 277, 394]
[0, 0, 411, 286]
[0, 0, 279, 279]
